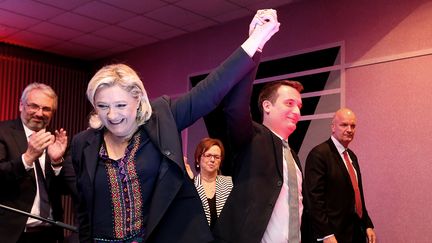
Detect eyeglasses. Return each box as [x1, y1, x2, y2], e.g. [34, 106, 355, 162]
[201, 153, 221, 160]
[25, 102, 53, 114]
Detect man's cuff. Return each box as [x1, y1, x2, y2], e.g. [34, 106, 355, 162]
[52, 165, 62, 175]
[51, 157, 64, 168]
[21, 154, 34, 170]
[318, 234, 335, 241]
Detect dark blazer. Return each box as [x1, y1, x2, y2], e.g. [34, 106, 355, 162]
[194, 174, 233, 226]
[214, 122, 305, 243]
[71, 47, 256, 243]
[304, 138, 374, 243]
[212, 53, 308, 243]
[0, 118, 65, 243]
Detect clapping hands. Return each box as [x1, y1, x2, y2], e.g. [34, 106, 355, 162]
[47, 128, 68, 164]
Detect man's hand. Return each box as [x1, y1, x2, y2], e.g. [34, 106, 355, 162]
[242, 9, 280, 56]
[249, 9, 280, 50]
[23, 130, 54, 166]
[47, 128, 68, 164]
[366, 228, 377, 243]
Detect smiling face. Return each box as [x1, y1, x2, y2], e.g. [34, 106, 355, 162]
[199, 145, 222, 176]
[262, 85, 302, 139]
[94, 85, 139, 140]
[19, 89, 55, 131]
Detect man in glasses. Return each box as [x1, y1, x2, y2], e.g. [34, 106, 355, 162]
[0, 82, 70, 243]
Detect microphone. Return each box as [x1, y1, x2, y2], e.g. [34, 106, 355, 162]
[0, 203, 78, 232]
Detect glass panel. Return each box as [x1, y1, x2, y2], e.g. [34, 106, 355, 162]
[301, 93, 340, 116]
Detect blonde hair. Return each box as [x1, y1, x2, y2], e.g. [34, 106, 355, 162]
[86, 64, 152, 129]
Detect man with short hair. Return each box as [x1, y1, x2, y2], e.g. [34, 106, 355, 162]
[304, 108, 376, 243]
[0, 83, 69, 243]
[214, 78, 306, 243]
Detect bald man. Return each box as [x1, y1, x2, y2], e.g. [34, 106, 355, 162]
[304, 108, 376, 243]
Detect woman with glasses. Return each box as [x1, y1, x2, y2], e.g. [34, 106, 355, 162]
[189, 138, 233, 229]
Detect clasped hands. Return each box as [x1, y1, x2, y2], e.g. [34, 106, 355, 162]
[24, 128, 67, 167]
[249, 9, 281, 50]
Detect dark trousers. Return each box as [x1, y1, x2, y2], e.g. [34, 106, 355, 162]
[314, 214, 366, 243]
[352, 214, 367, 243]
[17, 226, 60, 243]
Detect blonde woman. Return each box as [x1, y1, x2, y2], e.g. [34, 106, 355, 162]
[71, 9, 280, 243]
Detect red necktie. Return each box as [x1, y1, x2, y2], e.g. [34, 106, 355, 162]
[343, 150, 363, 218]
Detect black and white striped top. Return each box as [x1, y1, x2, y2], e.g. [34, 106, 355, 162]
[194, 174, 233, 226]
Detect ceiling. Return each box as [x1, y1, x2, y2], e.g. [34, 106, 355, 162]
[0, 0, 294, 60]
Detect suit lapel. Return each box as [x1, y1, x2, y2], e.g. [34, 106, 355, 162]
[142, 112, 185, 237]
[346, 149, 363, 190]
[215, 176, 226, 217]
[195, 175, 210, 224]
[143, 113, 161, 150]
[264, 128, 284, 178]
[11, 120, 37, 188]
[327, 139, 353, 186]
[263, 125, 304, 177]
[10, 119, 29, 154]
[143, 112, 183, 171]
[83, 130, 102, 186]
[346, 149, 360, 173]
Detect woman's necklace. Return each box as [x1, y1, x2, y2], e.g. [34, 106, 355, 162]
[201, 175, 216, 183]
[201, 175, 216, 198]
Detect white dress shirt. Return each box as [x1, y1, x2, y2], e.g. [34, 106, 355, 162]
[261, 132, 303, 243]
[21, 124, 60, 227]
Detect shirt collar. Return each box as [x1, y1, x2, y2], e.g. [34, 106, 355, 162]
[267, 127, 290, 149]
[22, 121, 45, 139]
[331, 135, 347, 155]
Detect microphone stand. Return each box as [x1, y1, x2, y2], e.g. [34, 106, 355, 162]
[0, 203, 78, 232]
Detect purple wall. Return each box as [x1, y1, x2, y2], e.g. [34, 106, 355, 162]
[110, 1, 432, 242]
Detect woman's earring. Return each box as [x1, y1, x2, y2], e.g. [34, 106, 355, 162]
[136, 106, 142, 120]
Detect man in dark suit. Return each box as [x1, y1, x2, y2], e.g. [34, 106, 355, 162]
[0, 83, 69, 243]
[304, 108, 376, 243]
[213, 64, 307, 243]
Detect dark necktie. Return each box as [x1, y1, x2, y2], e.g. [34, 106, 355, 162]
[343, 150, 363, 218]
[282, 140, 300, 242]
[34, 159, 50, 218]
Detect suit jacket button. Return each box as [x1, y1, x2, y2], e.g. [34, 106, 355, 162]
[277, 181, 283, 186]
[164, 150, 171, 156]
